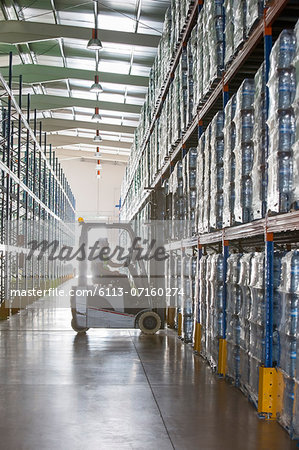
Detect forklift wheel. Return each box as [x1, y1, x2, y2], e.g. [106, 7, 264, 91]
[138, 311, 161, 335]
[71, 319, 89, 334]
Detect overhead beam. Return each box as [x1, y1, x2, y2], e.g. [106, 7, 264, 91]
[9, 94, 141, 114]
[57, 148, 128, 164]
[47, 134, 132, 150]
[0, 64, 149, 87]
[0, 20, 160, 48]
[41, 118, 136, 135]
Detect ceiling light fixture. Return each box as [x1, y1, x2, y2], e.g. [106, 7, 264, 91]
[93, 130, 102, 143]
[87, 1, 103, 50]
[90, 75, 103, 93]
[87, 29, 102, 50]
[97, 169, 101, 179]
[95, 147, 101, 157]
[92, 107, 102, 120]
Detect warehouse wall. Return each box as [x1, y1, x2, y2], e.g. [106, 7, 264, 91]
[59, 156, 126, 220]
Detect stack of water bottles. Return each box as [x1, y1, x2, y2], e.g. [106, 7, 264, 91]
[199, 254, 209, 361]
[291, 21, 299, 209]
[158, 97, 170, 171]
[210, 112, 225, 230]
[191, 253, 197, 333]
[182, 251, 196, 343]
[173, 160, 186, 239]
[224, 0, 263, 68]
[183, 148, 197, 236]
[175, 253, 182, 331]
[149, 125, 158, 181]
[196, 134, 205, 234]
[223, 94, 237, 227]
[246, 0, 264, 37]
[203, 125, 211, 233]
[181, 251, 191, 342]
[187, 39, 194, 126]
[237, 253, 253, 396]
[224, 0, 245, 67]
[196, 14, 204, 105]
[190, 26, 199, 117]
[252, 63, 267, 220]
[172, 67, 181, 144]
[276, 250, 299, 434]
[206, 254, 225, 369]
[267, 29, 297, 213]
[170, 0, 189, 55]
[234, 79, 255, 224]
[226, 253, 242, 385]
[247, 252, 265, 404]
[272, 251, 285, 368]
[180, 49, 188, 133]
[201, 0, 224, 98]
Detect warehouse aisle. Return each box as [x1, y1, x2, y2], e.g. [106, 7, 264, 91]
[0, 307, 296, 450]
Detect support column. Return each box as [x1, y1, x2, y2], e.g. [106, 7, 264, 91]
[258, 231, 281, 418]
[218, 238, 229, 376]
[194, 241, 202, 353]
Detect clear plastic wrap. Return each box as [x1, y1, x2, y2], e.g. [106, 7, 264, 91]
[203, 125, 212, 233]
[208, 254, 225, 367]
[279, 375, 296, 433]
[196, 134, 205, 234]
[176, 252, 182, 314]
[267, 29, 297, 214]
[223, 95, 237, 227]
[245, 0, 263, 37]
[210, 112, 225, 230]
[201, 0, 224, 98]
[191, 25, 199, 117]
[246, 252, 265, 404]
[274, 250, 299, 435]
[291, 20, 299, 210]
[182, 250, 196, 343]
[187, 39, 194, 126]
[180, 49, 188, 133]
[234, 79, 255, 224]
[233, 0, 245, 51]
[202, 9, 210, 99]
[226, 253, 242, 384]
[238, 253, 253, 391]
[277, 251, 299, 379]
[292, 381, 299, 438]
[224, 0, 234, 67]
[252, 63, 267, 220]
[184, 148, 198, 235]
[197, 14, 204, 104]
[199, 255, 208, 359]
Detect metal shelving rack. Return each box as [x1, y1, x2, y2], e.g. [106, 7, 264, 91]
[121, 0, 296, 221]
[120, 0, 299, 425]
[121, 0, 199, 216]
[0, 53, 76, 312]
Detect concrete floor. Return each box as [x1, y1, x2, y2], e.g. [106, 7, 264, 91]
[0, 306, 297, 450]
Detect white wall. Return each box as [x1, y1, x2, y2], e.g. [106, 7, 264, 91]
[59, 156, 126, 221]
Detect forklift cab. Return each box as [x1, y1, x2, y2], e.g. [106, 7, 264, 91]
[71, 221, 165, 334]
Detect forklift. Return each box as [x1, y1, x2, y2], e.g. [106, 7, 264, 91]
[70, 220, 165, 334]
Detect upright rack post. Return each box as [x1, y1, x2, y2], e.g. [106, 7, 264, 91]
[265, 231, 274, 367]
[198, 0, 203, 14]
[257, 15, 280, 421]
[218, 237, 229, 376]
[222, 83, 229, 110]
[198, 120, 203, 139]
[194, 241, 202, 353]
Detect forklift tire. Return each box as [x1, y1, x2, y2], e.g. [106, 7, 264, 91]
[138, 311, 161, 335]
[71, 318, 89, 334]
